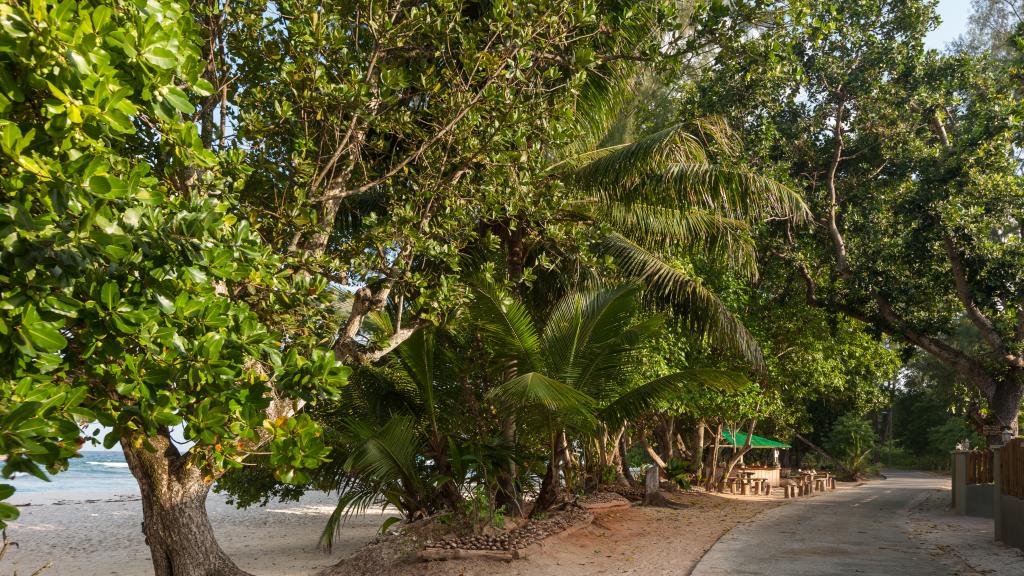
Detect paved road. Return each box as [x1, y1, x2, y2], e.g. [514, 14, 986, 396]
[691, 470, 961, 576]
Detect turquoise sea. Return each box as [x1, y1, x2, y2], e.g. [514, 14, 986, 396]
[7, 451, 139, 495]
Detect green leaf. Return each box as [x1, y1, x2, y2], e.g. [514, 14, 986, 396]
[21, 307, 67, 352]
[193, 78, 215, 96]
[0, 502, 20, 524]
[88, 175, 128, 199]
[155, 294, 176, 314]
[162, 87, 195, 115]
[143, 47, 177, 69]
[100, 281, 120, 310]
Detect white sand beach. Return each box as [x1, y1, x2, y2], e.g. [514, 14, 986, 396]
[2, 490, 396, 576]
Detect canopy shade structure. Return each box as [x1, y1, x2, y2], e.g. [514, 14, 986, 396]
[721, 431, 791, 449]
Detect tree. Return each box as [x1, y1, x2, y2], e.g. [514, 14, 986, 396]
[686, 0, 1024, 444]
[954, 0, 1024, 59]
[0, 2, 348, 574]
[223, 0, 679, 362]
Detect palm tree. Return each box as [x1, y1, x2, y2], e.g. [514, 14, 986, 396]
[317, 323, 472, 550]
[547, 106, 811, 371]
[473, 279, 744, 514]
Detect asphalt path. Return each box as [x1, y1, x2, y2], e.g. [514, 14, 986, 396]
[691, 470, 961, 575]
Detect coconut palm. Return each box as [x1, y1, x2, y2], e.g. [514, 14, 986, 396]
[539, 80, 811, 372]
[472, 279, 745, 514]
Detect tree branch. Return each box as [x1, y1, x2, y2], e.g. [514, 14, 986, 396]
[873, 294, 997, 397]
[943, 234, 1017, 365]
[826, 100, 852, 281]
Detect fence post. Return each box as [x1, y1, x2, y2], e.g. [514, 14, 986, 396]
[994, 445, 1002, 542]
[952, 450, 967, 515]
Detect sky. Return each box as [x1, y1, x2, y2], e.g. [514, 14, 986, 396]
[927, 0, 972, 50]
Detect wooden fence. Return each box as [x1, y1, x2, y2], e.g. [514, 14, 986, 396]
[1001, 438, 1024, 499]
[967, 450, 994, 484]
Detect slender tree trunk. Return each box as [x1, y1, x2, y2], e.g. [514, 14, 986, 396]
[122, 437, 250, 576]
[619, 433, 634, 484]
[654, 415, 675, 463]
[694, 422, 706, 484]
[495, 415, 523, 516]
[533, 433, 564, 516]
[719, 419, 757, 490]
[705, 423, 722, 491]
[608, 426, 630, 485]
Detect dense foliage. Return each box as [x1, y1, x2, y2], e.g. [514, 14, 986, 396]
[2, 0, 1020, 574]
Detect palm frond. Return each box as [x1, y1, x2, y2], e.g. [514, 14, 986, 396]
[395, 328, 438, 432]
[471, 280, 543, 373]
[541, 284, 641, 384]
[319, 479, 388, 551]
[342, 416, 424, 494]
[613, 162, 810, 223]
[580, 201, 759, 278]
[600, 369, 749, 425]
[565, 123, 711, 183]
[599, 233, 765, 371]
[489, 372, 595, 421]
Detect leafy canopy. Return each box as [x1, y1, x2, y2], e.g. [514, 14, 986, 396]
[0, 0, 347, 526]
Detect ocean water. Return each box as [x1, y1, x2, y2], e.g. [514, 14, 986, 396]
[7, 451, 139, 496]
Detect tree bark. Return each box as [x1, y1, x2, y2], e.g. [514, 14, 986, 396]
[122, 436, 250, 576]
[653, 415, 675, 464]
[619, 433, 634, 484]
[532, 433, 564, 516]
[705, 423, 722, 491]
[694, 422, 706, 484]
[719, 419, 757, 490]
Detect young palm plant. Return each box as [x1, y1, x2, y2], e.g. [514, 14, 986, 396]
[317, 323, 473, 550]
[473, 279, 744, 515]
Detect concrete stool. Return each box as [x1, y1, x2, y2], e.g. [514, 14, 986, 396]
[724, 478, 738, 494]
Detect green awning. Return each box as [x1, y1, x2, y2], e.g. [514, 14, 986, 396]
[721, 431, 791, 449]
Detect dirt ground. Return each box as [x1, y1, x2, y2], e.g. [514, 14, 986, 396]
[328, 490, 786, 576]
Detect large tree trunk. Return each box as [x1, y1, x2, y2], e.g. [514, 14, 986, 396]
[988, 374, 1023, 444]
[122, 436, 249, 576]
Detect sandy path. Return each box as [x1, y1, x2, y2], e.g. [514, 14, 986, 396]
[377, 491, 786, 576]
[1, 491, 397, 576]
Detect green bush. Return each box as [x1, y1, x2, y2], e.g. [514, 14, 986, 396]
[826, 414, 877, 458]
[927, 418, 984, 454]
